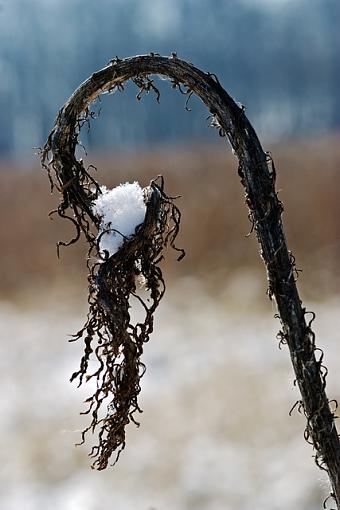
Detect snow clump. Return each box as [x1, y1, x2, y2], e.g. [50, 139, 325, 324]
[92, 181, 147, 258]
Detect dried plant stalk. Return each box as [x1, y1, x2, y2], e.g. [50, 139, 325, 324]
[41, 54, 340, 506]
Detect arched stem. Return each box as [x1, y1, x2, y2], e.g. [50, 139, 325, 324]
[42, 54, 340, 505]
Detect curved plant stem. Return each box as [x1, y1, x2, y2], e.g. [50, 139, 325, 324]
[42, 54, 340, 504]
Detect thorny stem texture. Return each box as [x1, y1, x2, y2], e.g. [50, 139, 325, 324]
[42, 54, 340, 505]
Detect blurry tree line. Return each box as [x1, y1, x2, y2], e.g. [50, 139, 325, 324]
[0, 0, 339, 157]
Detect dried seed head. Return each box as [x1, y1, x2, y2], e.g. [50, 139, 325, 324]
[67, 177, 184, 469]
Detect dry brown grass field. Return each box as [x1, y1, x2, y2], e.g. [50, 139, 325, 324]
[0, 135, 339, 302]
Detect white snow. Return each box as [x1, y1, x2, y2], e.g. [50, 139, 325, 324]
[91, 182, 146, 258]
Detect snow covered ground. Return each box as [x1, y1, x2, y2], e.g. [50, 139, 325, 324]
[0, 277, 339, 510]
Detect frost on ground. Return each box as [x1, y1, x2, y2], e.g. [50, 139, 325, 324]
[1, 278, 339, 510]
[92, 181, 146, 257]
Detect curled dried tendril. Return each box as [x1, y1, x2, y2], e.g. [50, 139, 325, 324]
[67, 176, 184, 470]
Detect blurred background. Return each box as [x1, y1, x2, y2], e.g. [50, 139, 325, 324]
[1, 0, 340, 509]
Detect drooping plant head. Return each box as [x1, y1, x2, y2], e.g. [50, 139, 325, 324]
[41, 152, 183, 470]
[77, 179, 184, 470]
[41, 64, 188, 469]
